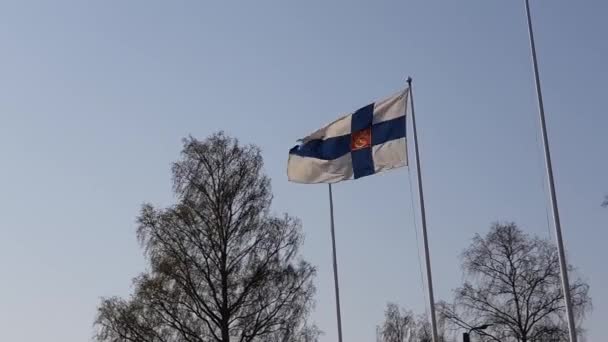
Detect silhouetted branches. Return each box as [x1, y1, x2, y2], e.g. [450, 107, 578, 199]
[96, 133, 317, 342]
[439, 223, 591, 342]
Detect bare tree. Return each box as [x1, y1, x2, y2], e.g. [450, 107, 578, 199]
[378, 304, 451, 342]
[380, 303, 415, 342]
[414, 315, 449, 342]
[95, 133, 317, 342]
[415, 316, 434, 342]
[413, 314, 452, 342]
[439, 223, 591, 342]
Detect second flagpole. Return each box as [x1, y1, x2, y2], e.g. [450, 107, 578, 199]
[328, 183, 344, 342]
[407, 77, 439, 342]
[523, 1, 578, 341]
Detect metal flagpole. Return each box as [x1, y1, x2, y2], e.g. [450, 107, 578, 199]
[328, 184, 344, 342]
[407, 77, 439, 342]
[523, 1, 578, 341]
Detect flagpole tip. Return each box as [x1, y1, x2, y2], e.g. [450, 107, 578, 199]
[406, 77, 412, 85]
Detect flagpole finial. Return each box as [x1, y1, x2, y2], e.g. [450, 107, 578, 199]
[407, 76, 412, 85]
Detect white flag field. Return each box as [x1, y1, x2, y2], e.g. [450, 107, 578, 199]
[288, 89, 409, 184]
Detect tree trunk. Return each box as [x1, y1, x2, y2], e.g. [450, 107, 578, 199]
[221, 245, 230, 342]
[222, 325, 230, 342]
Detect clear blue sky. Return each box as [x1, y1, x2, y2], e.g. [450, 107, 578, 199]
[0, 1, 606, 341]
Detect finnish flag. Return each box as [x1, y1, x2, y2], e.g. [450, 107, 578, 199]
[288, 89, 408, 184]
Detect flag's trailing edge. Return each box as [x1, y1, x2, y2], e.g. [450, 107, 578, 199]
[288, 89, 408, 184]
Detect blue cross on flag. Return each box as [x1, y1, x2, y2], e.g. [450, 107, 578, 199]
[288, 89, 408, 184]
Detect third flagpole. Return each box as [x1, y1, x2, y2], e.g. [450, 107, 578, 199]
[407, 77, 439, 342]
[523, 1, 578, 341]
[328, 183, 344, 342]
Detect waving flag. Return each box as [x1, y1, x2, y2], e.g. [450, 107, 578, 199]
[288, 89, 408, 184]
